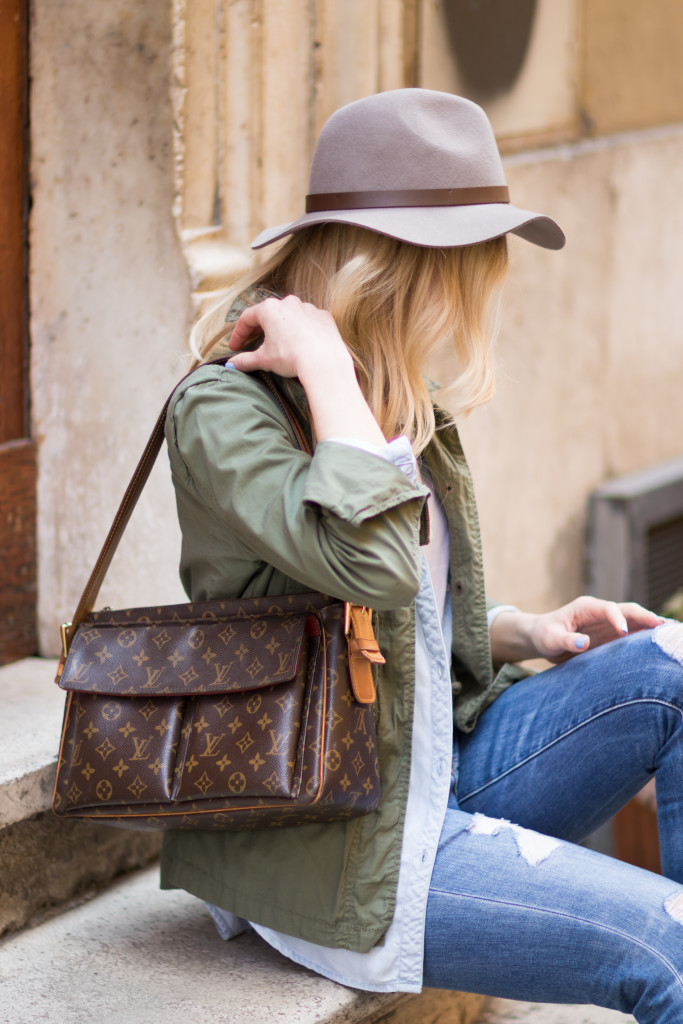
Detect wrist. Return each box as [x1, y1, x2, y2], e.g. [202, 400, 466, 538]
[296, 343, 356, 392]
[301, 359, 386, 448]
[487, 604, 521, 628]
[489, 610, 538, 664]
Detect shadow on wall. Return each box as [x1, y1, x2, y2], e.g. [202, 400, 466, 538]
[441, 0, 538, 99]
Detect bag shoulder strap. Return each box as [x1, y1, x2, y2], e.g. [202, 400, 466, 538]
[59, 362, 311, 665]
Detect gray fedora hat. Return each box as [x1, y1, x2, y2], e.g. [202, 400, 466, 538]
[252, 88, 565, 251]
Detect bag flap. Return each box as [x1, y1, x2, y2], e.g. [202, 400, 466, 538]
[58, 611, 310, 697]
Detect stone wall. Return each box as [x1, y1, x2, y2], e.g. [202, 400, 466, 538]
[458, 128, 683, 610]
[30, 1, 190, 654]
[30, 0, 683, 655]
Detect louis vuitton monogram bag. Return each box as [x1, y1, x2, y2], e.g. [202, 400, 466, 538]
[52, 371, 383, 831]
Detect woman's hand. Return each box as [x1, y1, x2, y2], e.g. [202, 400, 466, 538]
[228, 295, 353, 382]
[489, 596, 665, 666]
[228, 295, 386, 447]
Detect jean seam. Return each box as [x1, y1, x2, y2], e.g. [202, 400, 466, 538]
[458, 698, 683, 802]
[428, 886, 683, 991]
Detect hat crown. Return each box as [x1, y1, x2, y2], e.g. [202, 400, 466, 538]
[309, 89, 507, 195]
[251, 88, 565, 252]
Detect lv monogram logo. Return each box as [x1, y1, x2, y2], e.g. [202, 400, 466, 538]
[276, 650, 295, 675]
[353, 709, 368, 734]
[130, 736, 153, 760]
[200, 732, 226, 757]
[212, 662, 235, 686]
[267, 730, 287, 756]
[68, 739, 83, 767]
[144, 666, 166, 688]
[66, 662, 91, 685]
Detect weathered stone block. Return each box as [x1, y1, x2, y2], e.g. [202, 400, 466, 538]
[0, 811, 161, 937]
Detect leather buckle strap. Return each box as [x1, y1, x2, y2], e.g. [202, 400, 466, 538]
[345, 605, 384, 704]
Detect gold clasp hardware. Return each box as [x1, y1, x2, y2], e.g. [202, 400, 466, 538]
[55, 622, 73, 685]
[60, 622, 72, 661]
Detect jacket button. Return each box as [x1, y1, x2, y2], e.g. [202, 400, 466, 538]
[454, 581, 464, 595]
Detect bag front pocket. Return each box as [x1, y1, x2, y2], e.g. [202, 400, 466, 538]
[55, 692, 186, 811]
[54, 604, 322, 817]
[172, 664, 313, 803]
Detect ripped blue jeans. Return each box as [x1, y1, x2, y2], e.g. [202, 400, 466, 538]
[424, 623, 683, 1023]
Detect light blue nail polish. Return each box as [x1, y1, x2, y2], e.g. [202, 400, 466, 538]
[620, 618, 628, 633]
[225, 360, 237, 369]
[575, 637, 587, 650]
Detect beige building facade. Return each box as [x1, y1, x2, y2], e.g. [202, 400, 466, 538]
[28, 0, 683, 655]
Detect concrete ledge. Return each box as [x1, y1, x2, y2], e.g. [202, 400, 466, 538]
[0, 658, 160, 937]
[1, 657, 63, 827]
[477, 999, 635, 1023]
[0, 867, 484, 1024]
[0, 811, 161, 937]
[0, 864, 633, 1024]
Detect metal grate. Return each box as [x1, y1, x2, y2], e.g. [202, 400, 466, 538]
[645, 515, 683, 611]
[586, 458, 683, 611]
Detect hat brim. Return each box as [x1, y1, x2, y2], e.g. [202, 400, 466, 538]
[251, 203, 565, 251]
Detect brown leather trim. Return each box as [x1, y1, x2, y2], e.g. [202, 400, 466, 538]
[52, 691, 73, 809]
[348, 638, 383, 654]
[305, 185, 510, 213]
[347, 606, 381, 704]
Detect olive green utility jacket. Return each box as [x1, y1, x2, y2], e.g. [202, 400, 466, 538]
[160, 362, 524, 952]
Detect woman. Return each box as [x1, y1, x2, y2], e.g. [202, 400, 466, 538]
[162, 90, 683, 1020]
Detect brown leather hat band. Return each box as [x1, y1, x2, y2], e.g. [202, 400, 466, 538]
[305, 185, 510, 213]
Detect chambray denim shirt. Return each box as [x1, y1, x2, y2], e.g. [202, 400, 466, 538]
[208, 437, 456, 992]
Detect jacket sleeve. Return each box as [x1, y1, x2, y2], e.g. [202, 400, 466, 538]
[168, 368, 429, 610]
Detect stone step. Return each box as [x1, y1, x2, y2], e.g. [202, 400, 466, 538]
[478, 1000, 635, 1023]
[0, 860, 638, 1024]
[2, 657, 67, 829]
[0, 866, 484, 1024]
[1, 660, 638, 1024]
[0, 658, 161, 937]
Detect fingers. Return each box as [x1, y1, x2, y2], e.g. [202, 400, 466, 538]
[566, 631, 590, 653]
[227, 296, 301, 376]
[538, 597, 623, 660]
[568, 595, 629, 636]
[530, 596, 666, 664]
[547, 614, 590, 655]
[619, 601, 666, 630]
[540, 626, 590, 661]
[227, 347, 264, 372]
[228, 301, 271, 352]
[225, 295, 354, 386]
[575, 596, 665, 636]
[529, 612, 589, 660]
[601, 599, 630, 637]
[551, 596, 666, 660]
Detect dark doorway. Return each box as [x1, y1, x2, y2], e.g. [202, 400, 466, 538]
[0, 0, 37, 664]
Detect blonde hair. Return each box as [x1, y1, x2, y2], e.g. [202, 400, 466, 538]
[191, 224, 508, 455]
